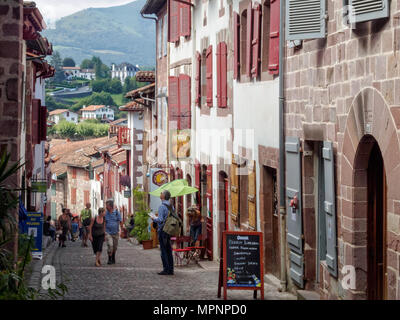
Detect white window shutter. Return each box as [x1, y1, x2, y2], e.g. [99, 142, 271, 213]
[286, 0, 326, 41]
[349, 0, 389, 23]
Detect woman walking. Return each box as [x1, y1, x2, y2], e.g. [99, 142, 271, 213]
[58, 208, 71, 248]
[187, 206, 203, 247]
[88, 208, 106, 267]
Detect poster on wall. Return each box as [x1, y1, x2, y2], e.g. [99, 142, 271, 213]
[169, 129, 191, 160]
[24, 212, 43, 260]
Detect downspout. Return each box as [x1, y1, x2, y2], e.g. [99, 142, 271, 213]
[279, 0, 287, 292]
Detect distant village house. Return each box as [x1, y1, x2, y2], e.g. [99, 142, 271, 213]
[81, 105, 115, 122]
[49, 109, 78, 124]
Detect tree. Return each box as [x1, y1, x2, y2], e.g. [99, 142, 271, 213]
[80, 59, 94, 69]
[91, 56, 109, 79]
[50, 51, 65, 83]
[71, 92, 116, 112]
[91, 79, 110, 93]
[76, 122, 95, 137]
[109, 78, 122, 94]
[63, 57, 76, 67]
[56, 120, 76, 138]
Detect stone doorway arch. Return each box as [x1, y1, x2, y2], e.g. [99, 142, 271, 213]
[340, 87, 400, 300]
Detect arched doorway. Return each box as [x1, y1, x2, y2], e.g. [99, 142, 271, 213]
[356, 136, 387, 300]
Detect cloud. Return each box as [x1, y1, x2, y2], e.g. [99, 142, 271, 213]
[34, 0, 135, 25]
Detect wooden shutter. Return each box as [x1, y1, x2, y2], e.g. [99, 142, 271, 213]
[32, 99, 40, 145]
[251, 3, 262, 78]
[217, 42, 228, 108]
[168, 76, 180, 129]
[286, 0, 326, 41]
[40, 106, 47, 141]
[72, 168, 77, 179]
[206, 164, 213, 215]
[194, 163, 201, 208]
[180, 1, 191, 37]
[195, 52, 201, 106]
[233, 12, 240, 80]
[230, 156, 239, 225]
[206, 45, 213, 107]
[286, 137, 304, 288]
[71, 187, 77, 205]
[248, 160, 256, 229]
[246, 2, 253, 78]
[168, 0, 180, 43]
[179, 74, 191, 129]
[268, 0, 280, 75]
[322, 141, 338, 277]
[349, 0, 389, 23]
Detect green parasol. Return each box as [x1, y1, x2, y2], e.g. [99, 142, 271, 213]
[149, 179, 199, 198]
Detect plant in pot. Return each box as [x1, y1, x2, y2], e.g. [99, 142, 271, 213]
[130, 188, 153, 250]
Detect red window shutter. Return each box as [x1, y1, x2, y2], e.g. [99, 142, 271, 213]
[180, 1, 191, 37]
[195, 52, 201, 106]
[40, 106, 47, 141]
[220, 42, 227, 108]
[168, 0, 180, 43]
[206, 164, 213, 215]
[31, 99, 40, 145]
[268, 0, 280, 75]
[206, 45, 213, 107]
[71, 188, 77, 205]
[233, 12, 240, 80]
[168, 76, 180, 129]
[194, 163, 201, 190]
[246, 2, 253, 78]
[72, 168, 77, 179]
[179, 74, 191, 129]
[216, 43, 221, 107]
[251, 3, 262, 78]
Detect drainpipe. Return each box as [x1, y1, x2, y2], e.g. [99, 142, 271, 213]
[278, 0, 287, 292]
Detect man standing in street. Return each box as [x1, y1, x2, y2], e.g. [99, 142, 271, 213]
[80, 202, 92, 247]
[105, 199, 123, 265]
[152, 190, 174, 276]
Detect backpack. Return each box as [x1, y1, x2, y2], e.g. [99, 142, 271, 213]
[162, 204, 182, 237]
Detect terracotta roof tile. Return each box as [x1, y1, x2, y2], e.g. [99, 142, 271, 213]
[119, 100, 145, 112]
[125, 83, 155, 99]
[135, 71, 155, 83]
[81, 105, 107, 112]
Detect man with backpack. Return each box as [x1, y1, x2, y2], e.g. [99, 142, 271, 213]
[152, 190, 176, 276]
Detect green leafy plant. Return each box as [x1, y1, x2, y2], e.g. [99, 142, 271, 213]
[131, 188, 151, 242]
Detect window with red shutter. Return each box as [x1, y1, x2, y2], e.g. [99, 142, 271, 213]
[168, 76, 180, 129]
[251, 3, 262, 79]
[168, 0, 180, 43]
[72, 168, 77, 179]
[180, 1, 191, 37]
[233, 12, 240, 80]
[179, 74, 191, 129]
[246, 2, 253, 78]
[217, 42, 227, 108]
[206, 45, 213, 107]
[71, 188, 77, 205]
[32, 99, 40, 145]
[40, 106, 47, 141]
[268, 0, 280, 75]
[206, 164, 213, 215]
[195, 52, 201, 106]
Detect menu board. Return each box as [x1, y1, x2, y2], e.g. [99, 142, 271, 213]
[219, 231, 264, 300]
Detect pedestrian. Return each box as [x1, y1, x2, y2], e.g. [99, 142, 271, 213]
[58, 208, 71, 248]
[80, 203, 92, 247]
[126, 214, 135, 236]
[88, 208, 106, 267]
[71, 217, 79, 241]
[187, 206, 203, 247]
[105, 199, 123, 265]
[152, 190, 174, 276]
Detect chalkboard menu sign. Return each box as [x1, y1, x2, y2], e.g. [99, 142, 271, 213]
[219, 231, 264, 300]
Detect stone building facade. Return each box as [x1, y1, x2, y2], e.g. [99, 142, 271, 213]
[284, 0, 400, 299]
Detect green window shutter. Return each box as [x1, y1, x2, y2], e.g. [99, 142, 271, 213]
[51, 202, 57, 220]
[51, 183, 56, 196]
[349, 0, 389, 23]
[286, 0, 326, 41]
[322, 141, 338, 277]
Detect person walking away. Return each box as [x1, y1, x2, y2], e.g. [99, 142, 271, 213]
[80, 203, 92, 247]
[152, 190, 174, 276]
[58, 208, 71, 248]
[105, 200, 123, 265]
[88, 208, 106, 267]
[187, 206, 203, 247]
[126, 214, 135, 236]
[71, 217, 79, 241]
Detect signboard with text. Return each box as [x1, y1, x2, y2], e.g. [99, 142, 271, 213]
[24, 212, 43, 259]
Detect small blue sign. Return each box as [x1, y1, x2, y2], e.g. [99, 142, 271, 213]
[24, 212, 43, 259]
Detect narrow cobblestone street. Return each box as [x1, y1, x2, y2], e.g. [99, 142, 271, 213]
[31, 239, 296, 300]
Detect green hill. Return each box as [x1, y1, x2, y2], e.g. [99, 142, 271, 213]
[43, 0, 156, 67]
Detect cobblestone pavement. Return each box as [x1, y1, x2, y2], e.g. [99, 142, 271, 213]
[34, 238, 296, 300]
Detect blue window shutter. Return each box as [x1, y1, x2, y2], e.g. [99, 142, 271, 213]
[322, 141, 338, 277]
[349, 0, 389, 23]
[285, 137, 304, 288]
[286, 0, 326, 41]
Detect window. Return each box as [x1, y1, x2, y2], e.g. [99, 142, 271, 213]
[261, 1, 271, 73]
[72, 168, 77, 179]
[71, 188, 77, 205]
[168, 0, 191, 42]
[240, 10, 248, 77]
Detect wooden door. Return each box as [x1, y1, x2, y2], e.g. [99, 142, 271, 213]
[367, 142, 387, 300]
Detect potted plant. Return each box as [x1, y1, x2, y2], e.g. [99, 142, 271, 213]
[130, 188, 153, 250]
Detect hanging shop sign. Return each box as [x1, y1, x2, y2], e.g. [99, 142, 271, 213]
[31, 179, 48, 193]
[218, 231, 264, 300]
[152, 170, 168, 187]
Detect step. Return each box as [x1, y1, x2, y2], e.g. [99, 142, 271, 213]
[297, 290, 321, 300]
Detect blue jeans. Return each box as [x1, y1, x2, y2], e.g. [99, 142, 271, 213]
[158, 230, 174, 274]
[190, 225, 202, 244]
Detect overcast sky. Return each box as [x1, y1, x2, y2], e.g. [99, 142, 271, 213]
[34, 0, 135, 26]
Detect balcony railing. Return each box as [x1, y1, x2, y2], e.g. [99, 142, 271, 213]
[117, 127, 131, 147]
